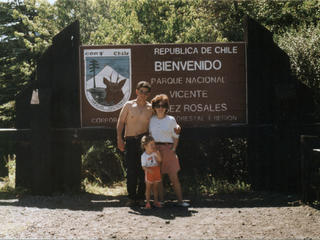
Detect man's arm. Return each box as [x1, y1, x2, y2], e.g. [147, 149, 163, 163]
[116, 103, 129, 151]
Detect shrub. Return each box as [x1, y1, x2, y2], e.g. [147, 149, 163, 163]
[276, 24, 320, 119]
[82, 140, 126, 185]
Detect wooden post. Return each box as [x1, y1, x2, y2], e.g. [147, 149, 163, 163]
[29, 89, 53, 195]
[15, 21, 81, 195]
[244, 15, 310, 191]
[300, 135, 318, 203]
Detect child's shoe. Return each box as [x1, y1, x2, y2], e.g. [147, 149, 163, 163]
[153, 202, 163, 208]
[145, 203, 151, 209]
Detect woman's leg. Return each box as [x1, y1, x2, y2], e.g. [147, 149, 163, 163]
[158, 175, 164, 202]
[168, 173, 183, 203]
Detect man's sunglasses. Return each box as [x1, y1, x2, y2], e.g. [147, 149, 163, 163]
[138, 89, 150, 96]
[155, 104, 167, 108]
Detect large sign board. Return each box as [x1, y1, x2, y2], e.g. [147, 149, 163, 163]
[80, 43, 247, 127]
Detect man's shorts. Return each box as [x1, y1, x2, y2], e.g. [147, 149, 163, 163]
[145, 166, 161, 183]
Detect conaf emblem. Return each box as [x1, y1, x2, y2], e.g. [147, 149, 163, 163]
[84, 52, 131, 112]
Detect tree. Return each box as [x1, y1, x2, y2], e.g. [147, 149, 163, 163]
[237, 0, 320, 34]
[53, 0, 109, 44]
[0, 0, 53, 127]
[0, 0, 103, 127]
[89, 59, 100, 88]
[276, 23, 320, 118]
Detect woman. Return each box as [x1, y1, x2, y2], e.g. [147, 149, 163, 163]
[148, 94, 189, 207]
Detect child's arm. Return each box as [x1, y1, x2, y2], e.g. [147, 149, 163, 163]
[142, 166, 154, 175]
[154, 150, 162, 163]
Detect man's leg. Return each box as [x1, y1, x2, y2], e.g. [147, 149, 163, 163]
[136, 139, 146, 205]
[125, 139, 138, 202]
[137, 162, 146, 200]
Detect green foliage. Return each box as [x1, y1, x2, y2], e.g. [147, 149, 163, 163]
[164, 174, 250, 196]
[0, 0, 106, 127]
[159, 138, 250, 195]
[80, 137, 250, 195]
[0, 154, 27, 198]
[82, 140, 126, 185]
[53, 0, 108, 44]
[0, 154, 15, 186]
[83, 179, 127, 196]
[236, 0, 320, 34]
[0, 0, 56, 127]
[277, 24, 320, 89]
[178, 138, 249, 183]
[276, 24, 320, 120]
[90, 0, 237, 45]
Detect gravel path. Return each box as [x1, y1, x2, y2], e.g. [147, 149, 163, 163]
[1, 192, 319, 239]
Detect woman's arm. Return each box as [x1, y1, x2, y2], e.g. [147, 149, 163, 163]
[172, 137, 179, 152]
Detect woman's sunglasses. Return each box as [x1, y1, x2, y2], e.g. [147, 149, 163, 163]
[155, 104, 167, 108]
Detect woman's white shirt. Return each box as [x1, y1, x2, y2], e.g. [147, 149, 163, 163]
[149, 115, 179, 143]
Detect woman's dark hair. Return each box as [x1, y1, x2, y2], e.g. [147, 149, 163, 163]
[151, 94, 169, 114]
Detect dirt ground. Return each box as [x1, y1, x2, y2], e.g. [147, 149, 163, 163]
[0, 191, 319, 239]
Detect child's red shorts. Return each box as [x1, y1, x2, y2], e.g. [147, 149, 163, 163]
[145, 165, 161, 183]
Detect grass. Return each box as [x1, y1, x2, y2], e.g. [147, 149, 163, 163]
[82, 178, 127, 196]
[1, 176, 251, 199]
[176, 173, 251, 196]
[0, 156, 251, 198]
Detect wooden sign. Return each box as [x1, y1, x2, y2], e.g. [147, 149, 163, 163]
[80, 43, 247, 127]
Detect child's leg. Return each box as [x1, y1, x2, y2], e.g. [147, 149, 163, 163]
[153, 182, 159, 202]
[145, 182, 152, 205]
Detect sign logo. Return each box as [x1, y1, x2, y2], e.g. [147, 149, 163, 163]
[84, 49, 131, 112]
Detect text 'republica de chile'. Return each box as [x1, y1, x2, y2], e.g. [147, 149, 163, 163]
[154, 46, 238, 72]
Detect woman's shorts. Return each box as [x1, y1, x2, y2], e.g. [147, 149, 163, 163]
[145, 165, 161, 183]
[156, 143, 180, 174]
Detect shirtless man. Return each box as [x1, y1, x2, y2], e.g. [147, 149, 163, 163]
[117, 81, 154, 207]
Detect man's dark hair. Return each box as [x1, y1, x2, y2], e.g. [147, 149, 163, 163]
[136, 81, 151, 92]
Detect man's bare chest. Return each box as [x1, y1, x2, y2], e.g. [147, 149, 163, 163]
[127, 106, 153, 122]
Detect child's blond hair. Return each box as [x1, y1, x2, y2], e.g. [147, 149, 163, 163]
[141, 135, 155, 151]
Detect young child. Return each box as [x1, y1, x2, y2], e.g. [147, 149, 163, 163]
[141, 135, 162, 209]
